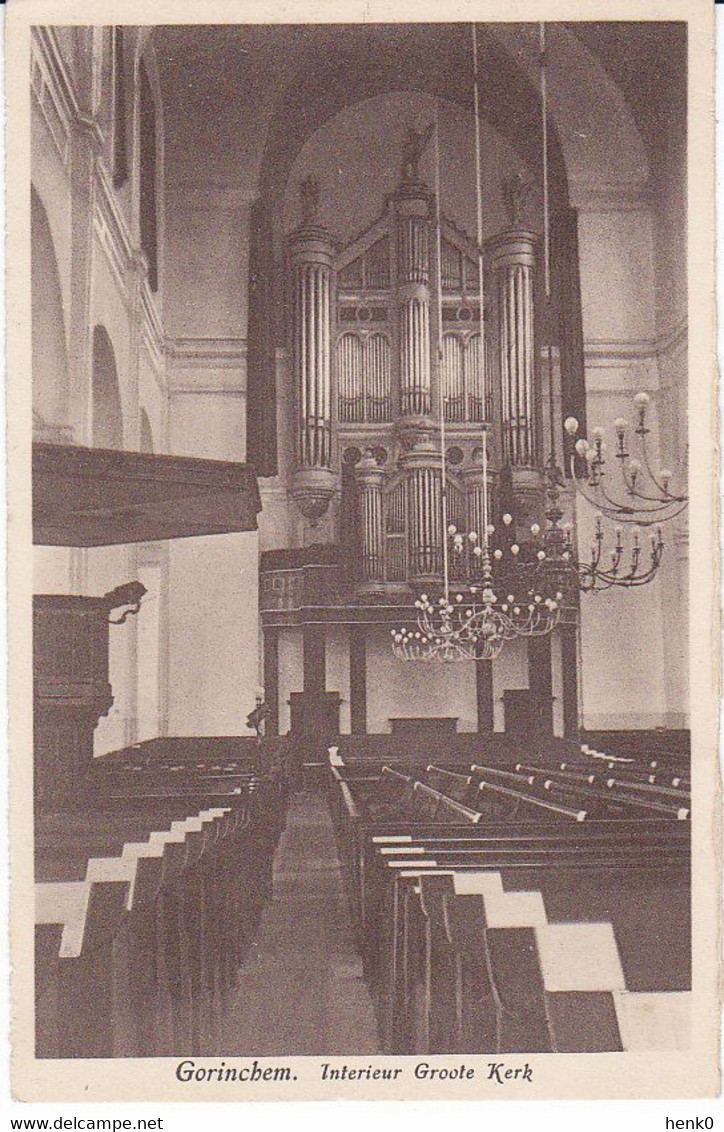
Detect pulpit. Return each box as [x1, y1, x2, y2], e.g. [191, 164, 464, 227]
[33, 594, 114, 812]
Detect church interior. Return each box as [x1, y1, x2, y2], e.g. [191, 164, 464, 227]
[31, 22, 691, 1060]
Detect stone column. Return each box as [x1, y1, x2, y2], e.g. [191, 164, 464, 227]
[560, 624, 579, 738]
[397, 424, 443, 586]
[355, 449, 386, 593]
[476, 657, 494, 732]
[263, 628, 279, 738]
[349, 626, 367, 735]
[288, 195, 337, 520]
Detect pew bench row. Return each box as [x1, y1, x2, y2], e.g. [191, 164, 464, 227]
[326, 749, 691, 1056]
[35, 797, 279, 1058]
[35, 742, 292, 1059]
[378, 866, 690, 1054]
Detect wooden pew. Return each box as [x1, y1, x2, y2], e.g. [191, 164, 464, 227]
[36, 746, 288, 1058]
[356, 822, 689, 997]
[365, 829, 689, 1054]
[472, 764, 689, 820]
[400, 866, 689, 1055]
[423, 766, 473, 802]
[37, 801, 274, 1057]
[36, 807, 235, 1057]
[604, 776, 691, 802]
[327, 753, 689, 1054]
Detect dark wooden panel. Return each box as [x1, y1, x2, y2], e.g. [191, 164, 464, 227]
[476, 658, 493, 733]
[263, 629, 280, 738]
[34, 595, 114, 812]
[289, 692, 340, 740]
[33, 443, 261, 547]
[390, 717, 458, 737]
[547, 992, 623, 1052]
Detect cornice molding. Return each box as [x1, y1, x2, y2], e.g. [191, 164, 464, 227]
[166, 337, 248, 367]
[92, 161, 165, 379]
[167, 385, 247, 398]
[139, 283, 164, 371]
[32, 28, 79, 117]
[32, 29, 104, 156]
[570, 175, 652, 214]
[93, 160, 135, 293]
[584, 319, 687, 365]
[655, 318, 687, 358]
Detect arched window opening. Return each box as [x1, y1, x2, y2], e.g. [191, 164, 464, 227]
[139, 59, 158, 292]
[31, 186, 69, 436]
[92, 325, 123, 450]
[112, 27, 129, 188]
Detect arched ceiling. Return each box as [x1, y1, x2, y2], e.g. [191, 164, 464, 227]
[154, 22, 675, 205]
[257, 23, 569, 207]
[570, 21, 686, 164]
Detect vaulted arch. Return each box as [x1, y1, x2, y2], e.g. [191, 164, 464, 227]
[91, 324, 123, 449]
[31, 185, 69, 437]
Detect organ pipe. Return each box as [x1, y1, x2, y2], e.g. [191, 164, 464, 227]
[367, 334, 392, 422]
[354, 451, 386, 590]
[489, 231, 538, 466]
[288, 217, 338, 520]
[397, 194, 432, 416]
[289, 227, 336, 468]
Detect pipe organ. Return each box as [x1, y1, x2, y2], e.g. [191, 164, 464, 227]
[286, 152, 547, 590]
[288, 186, 338, 519]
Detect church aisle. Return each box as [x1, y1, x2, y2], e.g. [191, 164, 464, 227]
[215, 790, 380, 1056]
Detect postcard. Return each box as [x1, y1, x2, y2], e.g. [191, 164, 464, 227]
[6, 0, 719, 1102]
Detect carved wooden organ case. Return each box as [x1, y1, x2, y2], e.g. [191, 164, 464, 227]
[286, 165, 548, 598]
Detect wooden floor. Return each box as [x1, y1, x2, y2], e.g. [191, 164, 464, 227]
[216, 789, 380, 1055]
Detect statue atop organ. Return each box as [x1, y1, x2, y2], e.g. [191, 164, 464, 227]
[299, 174, 321, 226]
[400, 122, 435, 184]
[502, 171, 534, 228]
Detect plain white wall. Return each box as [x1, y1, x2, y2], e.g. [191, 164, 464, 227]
[365, 626, 478, 733]
[167, 532, 259, 736]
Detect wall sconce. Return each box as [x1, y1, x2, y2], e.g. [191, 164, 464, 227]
[104, 581, 147, 625]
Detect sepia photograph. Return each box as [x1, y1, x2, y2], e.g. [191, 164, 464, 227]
[6, 0, 719, 1104]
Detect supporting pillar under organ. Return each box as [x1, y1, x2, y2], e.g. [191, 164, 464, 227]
[355, 450, 386, 591]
